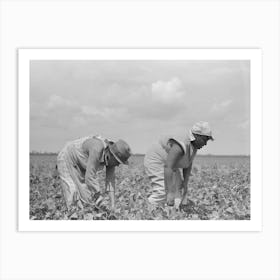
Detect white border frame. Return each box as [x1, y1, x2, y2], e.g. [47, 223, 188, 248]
[18, 48, 262, 232]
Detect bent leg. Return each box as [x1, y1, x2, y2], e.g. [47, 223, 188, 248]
[144, 157, 166, 205]
[57, 166, 77, 208]
[144, 157, 184, 206]
[166, 169, 183, 206]
[173, 169, 183, 207]
[57, 151, 80, 209]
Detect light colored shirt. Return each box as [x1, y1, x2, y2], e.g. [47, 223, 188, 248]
[157, 132, 197, 169]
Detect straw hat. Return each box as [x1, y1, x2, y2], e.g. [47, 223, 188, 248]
[109, 139, 131, 165]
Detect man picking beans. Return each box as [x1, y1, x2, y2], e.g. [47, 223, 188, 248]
[144, 121, 214, 210]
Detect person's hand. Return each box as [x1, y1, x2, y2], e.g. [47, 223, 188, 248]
[166, 192, 175, 206]
[110, 202, 115, 212]
[180, 195, 188, 207]
[174, 198, 181, 210]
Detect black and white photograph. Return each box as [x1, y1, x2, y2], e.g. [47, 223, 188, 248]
[18, 48, 261, 231]
[2, 1, 279, 279]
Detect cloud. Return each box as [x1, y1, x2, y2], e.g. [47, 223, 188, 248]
[211, 99, 233, 113]
[237, 119, 250, 129]
[72, 115, 87, 127]
[47, 94, 76, 109]
[31, 94, 84, 129]
[30, 61, 250, 154]
[83, 78, 189, 121]
[81, 105, 127, 120]
[31, 76, 190, 126]
[151, 77, 185, 104]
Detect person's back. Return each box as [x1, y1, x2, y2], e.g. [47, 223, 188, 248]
[144, 135, 195, 170]
[57, 135, 131, 209]
[144, 134, 195, 205]
[144, 122, 213, 207]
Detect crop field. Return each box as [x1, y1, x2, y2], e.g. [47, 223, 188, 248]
[30, 154, 250, 220]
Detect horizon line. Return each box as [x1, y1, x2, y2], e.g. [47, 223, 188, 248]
[30, 152, 250, 157]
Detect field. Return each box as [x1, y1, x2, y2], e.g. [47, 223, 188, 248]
[30, 154, 250, 220]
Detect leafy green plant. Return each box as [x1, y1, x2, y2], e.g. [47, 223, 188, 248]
[29, 155, 250, 220]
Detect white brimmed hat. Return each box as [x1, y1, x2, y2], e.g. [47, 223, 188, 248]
[191, 121, 214, 140]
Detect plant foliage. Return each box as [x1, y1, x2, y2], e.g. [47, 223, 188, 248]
[29, 155, 250, 220]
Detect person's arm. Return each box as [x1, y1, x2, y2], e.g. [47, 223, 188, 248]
[165, 142, 184, 206]
[181, 163, 193, 205]
[105, 166, 116, 210]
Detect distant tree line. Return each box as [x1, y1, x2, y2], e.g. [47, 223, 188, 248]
[30, 151, 249, 157]
[30, 151, 58, 155]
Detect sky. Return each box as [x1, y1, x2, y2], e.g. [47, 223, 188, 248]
[30, 60, 250, 155]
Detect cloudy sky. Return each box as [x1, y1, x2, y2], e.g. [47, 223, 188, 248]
[30, 60, 250, 155]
